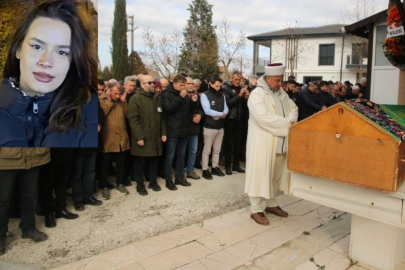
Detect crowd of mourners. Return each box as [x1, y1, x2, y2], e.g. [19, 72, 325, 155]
[0, 70, 368, 255]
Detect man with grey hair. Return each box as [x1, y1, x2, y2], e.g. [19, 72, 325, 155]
[185, 77, 203, 179]
[248, 76, 258, 92]
[193, 79, 201, 93]
[123, 76, 137, 186]
[124, 76, 136, 94]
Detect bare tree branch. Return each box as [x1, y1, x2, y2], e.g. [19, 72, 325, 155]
[140, 27, 182, 80]
[217, 18, 250, 79]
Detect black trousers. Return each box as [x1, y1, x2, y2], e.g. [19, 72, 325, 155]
[39, 149, 74, 214]
[224, 119, 245, 168]
[0, 167, 40, 238]
[194, 132, 204, 167]
[125, 152, 136, 181]
[157, 141, 166, 177]
[134, 156, 158, 187]
[240, 120, 248, 162]
[99, 151, 126, 188]
[71, 152, 97, 202]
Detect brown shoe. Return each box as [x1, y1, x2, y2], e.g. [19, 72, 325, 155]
[265, 206, 288, 217]
[250, 212, 269, 225]
[186, 172, 201, 180]
[180, 175, 191, 186]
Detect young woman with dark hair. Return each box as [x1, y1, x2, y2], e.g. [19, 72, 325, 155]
[0, 0, 97, 147]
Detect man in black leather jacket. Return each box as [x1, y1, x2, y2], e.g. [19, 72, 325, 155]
[222, 71, 249, 175]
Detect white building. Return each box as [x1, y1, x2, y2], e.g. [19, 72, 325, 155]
[247, 24, 367, 85]
[345, 10, 405, 105]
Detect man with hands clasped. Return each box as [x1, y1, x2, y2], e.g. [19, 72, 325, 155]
[161, 74, 199, 190]
[184, 77, 203, 180]
[222, 71, 250, 175]
[98, 82, 130, 199]
[128, 75, 167, 196]
[245, 64, 298, 225]
[200, 77, 229, 180]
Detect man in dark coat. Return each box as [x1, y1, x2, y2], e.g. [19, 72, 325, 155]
[161, 74, 198, 190]
[185, 77, 203, 180]
[222, 71, 249, 175]
[297, 82, 326, 121]
[317, 81, 336, 108]
[129, 75, 167, 195]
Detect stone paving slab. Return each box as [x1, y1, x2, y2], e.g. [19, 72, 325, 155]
[49, 197, 350, 270]
[0, 261, 40, 270]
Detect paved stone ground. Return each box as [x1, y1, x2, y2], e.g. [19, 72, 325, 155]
[49, 197, 350, 270]
[3, 168, 405, 270]
[0, 168, 249, 270]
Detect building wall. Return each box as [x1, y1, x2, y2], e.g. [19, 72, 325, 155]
[371, 20, 405, 105]
[253, 35, 367, 84]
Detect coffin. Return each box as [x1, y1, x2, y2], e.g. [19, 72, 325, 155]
[288, 102, 405, 192]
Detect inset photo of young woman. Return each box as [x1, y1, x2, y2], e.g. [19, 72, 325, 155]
[0, 0, 98, 147]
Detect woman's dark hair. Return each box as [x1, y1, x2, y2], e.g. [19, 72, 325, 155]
[3, 0, 97, 132]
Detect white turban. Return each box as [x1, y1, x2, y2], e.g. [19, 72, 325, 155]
[265, 63, 286, 76]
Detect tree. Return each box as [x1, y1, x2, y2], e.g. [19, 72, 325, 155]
[128, 51, 148, 75]
[217, 18, 251, 80]
[111, 0, 129, 81]
[270, 22, 315, 78]
[101, 66, 113, 81]
[340, 0, 386, 79]
[141, 28, 182, 80]
[179, 0, 219, 79]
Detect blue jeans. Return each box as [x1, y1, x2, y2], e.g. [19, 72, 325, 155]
[165, 136, 190, 180]
[187, 134, 198, 173]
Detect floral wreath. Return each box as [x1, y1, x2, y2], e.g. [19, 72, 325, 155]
[383, 3, 405, 69]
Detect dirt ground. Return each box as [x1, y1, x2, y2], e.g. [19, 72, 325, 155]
[1, 169, 249, 270]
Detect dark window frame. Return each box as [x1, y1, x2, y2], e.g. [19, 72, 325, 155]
[303, 76, 323, 85]
[318, 44, 335, 66]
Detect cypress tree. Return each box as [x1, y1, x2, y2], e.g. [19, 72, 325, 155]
[101, 66, 113, 81]
[179, 0, 219, 79]
[128, 51, 148, 75]
[111, 0, 129, 81]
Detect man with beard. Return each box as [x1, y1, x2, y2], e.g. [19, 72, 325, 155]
[245, 64, 298, 225]
[129, 75, 167, 195]
[201, 77, 229, 179]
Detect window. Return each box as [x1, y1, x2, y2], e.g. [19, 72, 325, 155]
[303, 76, 323, 85]
[319, 44, 335, 65]
[375, 25, 391, 66]
[352, 43, 368, 65]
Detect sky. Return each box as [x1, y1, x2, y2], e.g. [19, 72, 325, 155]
[98, 0, 386, 74]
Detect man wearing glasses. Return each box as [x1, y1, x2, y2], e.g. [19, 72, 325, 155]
[129, 75, 167, 196]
